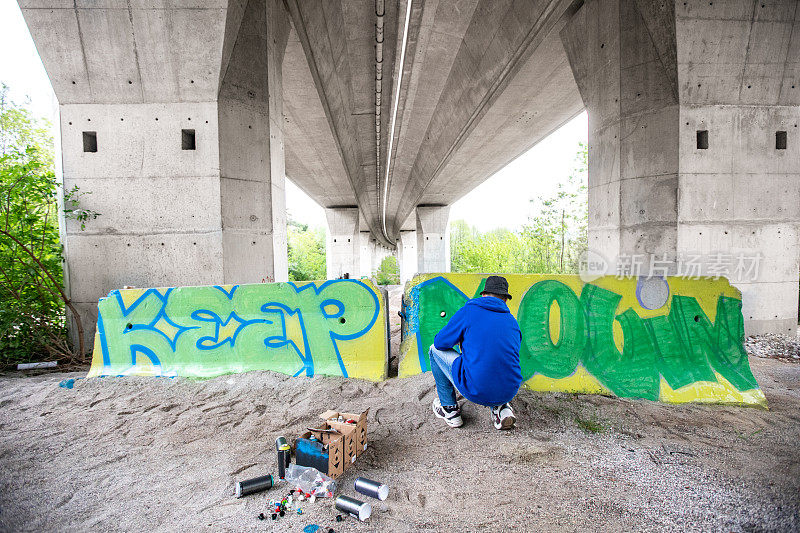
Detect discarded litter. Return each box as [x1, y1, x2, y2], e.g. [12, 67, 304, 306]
[234, 474, 273, 498]
[276, 436, 291, 479]
[334, 495, 372, 521]
[303, 525, 319, 533]
[285, 463, 336, 498]
[297, 408, 369, 478]
[353, 477, 389, 501]
[18, 361, 57, 370]
[59, 379, 76, 389]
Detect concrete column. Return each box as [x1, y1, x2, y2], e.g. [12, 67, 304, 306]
[358, 231, 374, 278]
[561, 0, 679, 271]
[397, 230, 417, 284]
[325, 207, 360, 279]
[416, 205, 451, 273]
[21, 0, 290, 345]
[218, 0, 289, 284]
[373, 245, 391, 276]
[562, 0, 800, 334]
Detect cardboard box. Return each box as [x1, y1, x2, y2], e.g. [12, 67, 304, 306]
[320, 409, 369, 464]
[296, 428, 345, 478]
[295, 408, 369, 479]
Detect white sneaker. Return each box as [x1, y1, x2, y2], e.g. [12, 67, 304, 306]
[432, 398, 463, 428]
[490, 403, 516, 430]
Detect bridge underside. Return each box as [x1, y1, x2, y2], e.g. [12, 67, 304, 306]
[19, 0, 799, 340]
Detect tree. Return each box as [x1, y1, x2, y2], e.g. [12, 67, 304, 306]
[287, 216, 326, 281]
[449, 142, 588, 275]
[375, 255, 399, 285]
[0, 83, 98, 364]
[522, 141, 588, 274]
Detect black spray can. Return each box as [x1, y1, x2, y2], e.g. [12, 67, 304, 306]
[354, 477, 389, 500]
[335, 495, 372, 521]
[235, 474, 273, 498]
[276, 436, 290, 479]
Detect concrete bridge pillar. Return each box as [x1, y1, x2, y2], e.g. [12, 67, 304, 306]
[397, 230, 417, 285]
[325, 207, 360, 279]
[416, 206, 451, 274]
[562, 0, 800, 334]
[358, 231, 374, 278]
[20, 0, 291, 343]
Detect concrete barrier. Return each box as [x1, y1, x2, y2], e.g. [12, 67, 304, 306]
[87, 280, 388, 380]
[399, 274, 766, 407]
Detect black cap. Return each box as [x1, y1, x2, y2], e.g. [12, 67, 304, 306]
[480, 276, 512, 300]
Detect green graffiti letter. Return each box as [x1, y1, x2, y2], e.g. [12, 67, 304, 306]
[581, 284, 660, 400]
[518, 280, 585, 380]
[669, 295, 757, 391]
[415, 278, 469, 371]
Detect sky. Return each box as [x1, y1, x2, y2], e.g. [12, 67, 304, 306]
[1, 0, 587, 234]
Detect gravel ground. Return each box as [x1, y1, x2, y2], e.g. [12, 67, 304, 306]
[746, 333, 800, 364]
[0, 355, 798, 533]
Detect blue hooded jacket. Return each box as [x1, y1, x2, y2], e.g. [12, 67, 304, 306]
[433, 296, 522, 406]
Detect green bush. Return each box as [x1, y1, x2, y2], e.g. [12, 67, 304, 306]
[375, 255, 399, 285]
[450, 143, 587, 274]
[287, 218, 326, 281]
[0, 84, 97, 365]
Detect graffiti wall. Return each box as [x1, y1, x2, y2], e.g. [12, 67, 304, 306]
[88, 280, 388, 380]
[399, 274, 766, 407]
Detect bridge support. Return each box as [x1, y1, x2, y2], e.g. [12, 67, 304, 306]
[397, 230, 417, 285]
[21, 0, 290, 344]
[562, 0, 799, 334]
[325, 207, 360, 279]
[416, 206, 451, 274]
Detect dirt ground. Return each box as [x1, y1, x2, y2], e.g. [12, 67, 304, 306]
[0, 355, 797, 532]
[1, 287, 798, 531]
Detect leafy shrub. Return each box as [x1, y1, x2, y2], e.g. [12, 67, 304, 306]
[375, 255, 399, 285]
[0, 84, 97, 365]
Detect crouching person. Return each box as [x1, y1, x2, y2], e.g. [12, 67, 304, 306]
[428, 276, 522, 430]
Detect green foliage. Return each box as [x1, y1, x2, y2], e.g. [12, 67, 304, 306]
[451, 142, 588, 274]
[287, 216, 326, 281]
[374, 255, 399, 285]
[0, 83, 99, 364]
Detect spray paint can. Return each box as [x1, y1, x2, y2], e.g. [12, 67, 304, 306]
[276, 436, 291, 479]
[235, 474, 274, 498]
[353, 477, 389, 501]
[334, 495, 372, 521]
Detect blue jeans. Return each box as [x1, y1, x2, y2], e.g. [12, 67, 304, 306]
[428, 345, 461, 407]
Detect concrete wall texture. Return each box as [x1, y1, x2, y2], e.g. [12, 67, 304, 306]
[18, 0, 799, 340]
[399, 273, 766, 407]
[561, 0, 800, 335]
